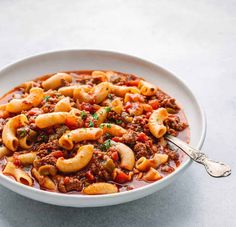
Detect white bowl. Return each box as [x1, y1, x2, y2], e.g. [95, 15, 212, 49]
[0, 50, 206, 207]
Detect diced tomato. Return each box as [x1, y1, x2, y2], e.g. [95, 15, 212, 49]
[112, 137, 121, 142]
[114, 170, 130, 184]
[65, 116, 80, 130]
[149, 100, 159, 110]
[28, 108, 42, 116]
[125, 80, 140, 87]
[137, 132, 148, 142]
[111, 151, 119, 161]
[51, 151, 64, 158]
[124, 102, 132, 111]
[143, 104, 153, 112]
[85, 171, 95, 181]
[13, 157, 21, 167]
[81, 102, 93, 112]
[64, 176, 70, 184]
[146, 111, 152, 118]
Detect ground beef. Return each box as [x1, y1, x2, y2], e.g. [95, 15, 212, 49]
[48, 125, 69, 141]
[33, 155, 57, 169]
[57, 177, 82, 193]
[133, 142, 148, 160]
[122, 130, 138, 146]
[155, 90, 180, 112]
[165, 115, 188, 136]
[34, 140, 59, 154]
[89, 157, 112, 181]
[164, 147, 179, 160]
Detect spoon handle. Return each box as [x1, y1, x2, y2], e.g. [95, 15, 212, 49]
[165, 135, 231, 177]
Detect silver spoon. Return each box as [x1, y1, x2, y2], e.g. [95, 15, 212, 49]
[165, 135, 231, 177]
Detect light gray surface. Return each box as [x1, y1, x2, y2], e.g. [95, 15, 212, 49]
[0, 0, 235, 226]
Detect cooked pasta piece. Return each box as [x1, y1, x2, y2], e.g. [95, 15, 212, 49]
[6, 87, 44, 113]
[136, 153, 168, 171]
[101, 123, 127, 137]
[35, 112, 69, 128]
[138, 80, 157, 96]
[91, 71, 108, 81]
[83, 183, 118, 195]
[3, 162, 33, 186]
[114, 142, 135, 170]
[93, 82, 110, 104]
[142, 167, 162, 181]
[19, 129, 37, 149]
[59, 128, 103, 150]
[8, 152, 37, 166]
[58, 85, 76, 97]
[150, 153, 169, 168]
[95, 107, 108, 125]
[31, 168, 57, 190]
[149, 108, 168, 138]
[73, 85, 93, 103]
[135, 157, 151, 171]
[54, 97, 71, 112]
[2, 114, 28, 151]
[0, 146, 12, 159]
[38, 165, 57, 176]
[42, 73, 72, 90]
[111, 98, 123, 114]
[56, 145, 93, 173]
[110, 84, 140, 97]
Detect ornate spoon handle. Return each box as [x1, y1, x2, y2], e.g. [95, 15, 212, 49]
[165, 135, 231, 177]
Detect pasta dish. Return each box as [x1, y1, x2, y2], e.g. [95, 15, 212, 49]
[0, 70, 189, 195]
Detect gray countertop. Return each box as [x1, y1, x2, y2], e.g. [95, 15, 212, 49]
[0, 1, 235, 226]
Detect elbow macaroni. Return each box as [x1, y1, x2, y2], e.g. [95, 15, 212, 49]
[54, 97, 71, 112]
[138, 80, 157, 96]
[42, 73, 72, 90]
[2, 114, 28, 151]
[83, 182, 118, 195]
[35, 112, 69, 128]
[149, 108, 168, 138]
[56, 145, 93, 173]
[59, 128, 103, 150]
[3, 162, 33, 186]
[6, 87, 44, 113]
[114, 142, 135, 170]
[101, 123, 127, 137]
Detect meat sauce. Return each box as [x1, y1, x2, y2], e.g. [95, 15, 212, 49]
[0, 70, 190, 194]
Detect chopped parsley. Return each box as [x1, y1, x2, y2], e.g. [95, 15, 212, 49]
[80, 111, 87, 120]
[99, 124, 105, 129]
[106, 123, 112, 128]
[116, 119, 122, 125]
[44, 95, 50, 102]
[105, 107, 111, 113]
[92, 113, 99, 120]
[40, 134, 48, 142]
[104, 133, 111, 139]
[18, 129, 27, 138]
[88, 120, 94, 127]
[108, 94, 113, 99]
[100, 139, 113, 151]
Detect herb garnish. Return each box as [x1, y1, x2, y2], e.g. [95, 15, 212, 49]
[18, 129, 27, 138]
[92, 113, 99, 120]
[88, 120, 94, 127]
[81, 111, 87, 120]
[44, 96, 50, 102]
[116, 119, 122, 125]
[105, 107, 111, 113]
[100, 139, 113, 151]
